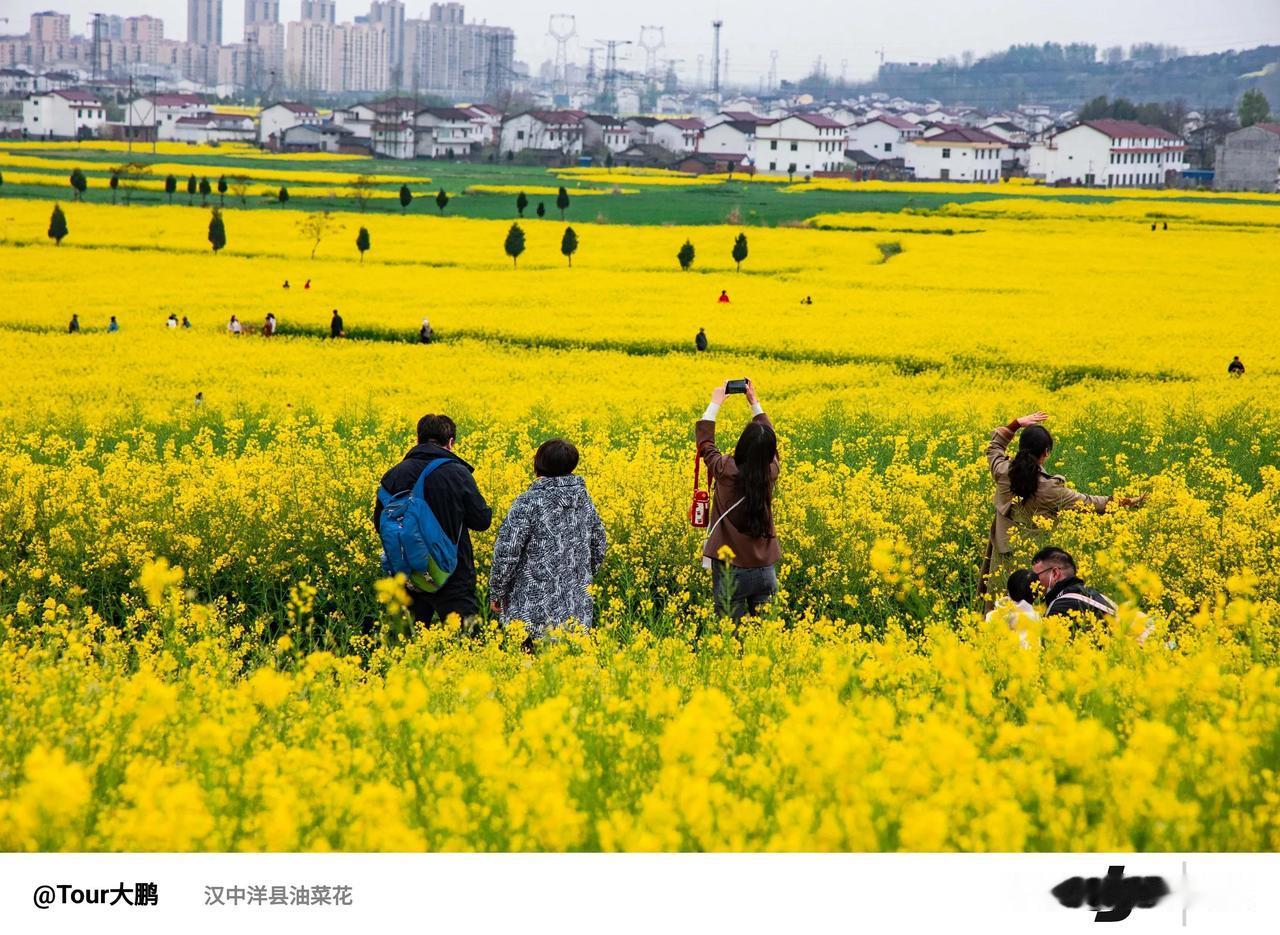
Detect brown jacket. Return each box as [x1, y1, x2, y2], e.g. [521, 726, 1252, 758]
[696, 412, 781, 568]
[987, 423, 1109, 554]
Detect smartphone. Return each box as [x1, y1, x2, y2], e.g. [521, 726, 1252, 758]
[725, 378, 750, 394]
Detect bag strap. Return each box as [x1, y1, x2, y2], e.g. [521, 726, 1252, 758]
[411, 457, 448, 500]
[693, 450, 703, 492]
[703, 496, 745, 546]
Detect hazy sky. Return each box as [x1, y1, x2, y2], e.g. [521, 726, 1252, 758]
[7, 0, 1280, 84]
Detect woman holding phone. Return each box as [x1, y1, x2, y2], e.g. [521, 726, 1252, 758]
[696, 379, 780, 622]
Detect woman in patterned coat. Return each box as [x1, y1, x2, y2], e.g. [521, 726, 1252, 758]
[488, 439, 607, 641]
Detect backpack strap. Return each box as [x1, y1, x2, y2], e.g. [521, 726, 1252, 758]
[411, 457, 449, 500]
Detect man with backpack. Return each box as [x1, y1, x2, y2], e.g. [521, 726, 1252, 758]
[373, 414, 492, 626]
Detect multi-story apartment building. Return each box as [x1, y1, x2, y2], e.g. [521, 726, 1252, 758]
[403, 3, 513, 97]
[334, 22, 389, 93]
[187, 0, 223, 46]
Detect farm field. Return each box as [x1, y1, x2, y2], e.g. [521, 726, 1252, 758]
[2, 167, 1280, 852]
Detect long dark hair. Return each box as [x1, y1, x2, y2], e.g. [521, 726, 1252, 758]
[732, 422, 777, 539]
[1009, 425, 1052, 500]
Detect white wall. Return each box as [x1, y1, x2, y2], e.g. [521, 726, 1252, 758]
[846, 121, 901, 157]
[754, 117, 846, 175]
[905, 140, 1003, 181]
[259, 104, 315, 145]
[701, 122, 754, 159]
[23, 94, 105, 138]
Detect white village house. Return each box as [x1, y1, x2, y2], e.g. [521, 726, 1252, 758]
[581, 115, 631, 154]
[23, 89, 107, 139]
[414, 106, 477, 159]
[905, 126, 1006, 181]
[754, 112, 848, 175]
[846, 114, 922, 160]
[172, 112, 256, 145]
[1030, 119, 1187, 187]
[699, 116, 769, 168]
[649, 118, 704, 155]
[259, 101, 320, 148]
[125, 93, 206, 141]
[500, 111, 585, 156]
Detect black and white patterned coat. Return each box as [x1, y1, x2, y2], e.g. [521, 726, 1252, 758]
[488, 475, 607, 638]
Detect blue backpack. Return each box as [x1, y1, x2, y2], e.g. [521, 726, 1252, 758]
[377, 459, 459, 593]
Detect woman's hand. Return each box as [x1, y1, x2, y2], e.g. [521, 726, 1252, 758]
[744, 379, 759, 406]
[710, 383, 728, 405]
[1015, 411, 1048, 428]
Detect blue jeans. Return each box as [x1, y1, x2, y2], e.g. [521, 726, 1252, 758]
[712, 564, 778, 622]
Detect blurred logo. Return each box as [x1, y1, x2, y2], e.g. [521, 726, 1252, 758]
[1051, 865, 1170, 922]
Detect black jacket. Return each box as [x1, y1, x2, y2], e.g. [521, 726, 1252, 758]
[373, 443, 492, 600]
[1044, 576, 1117, 623]
[331, 314, 344, 336]
[695, 331, 707, 351]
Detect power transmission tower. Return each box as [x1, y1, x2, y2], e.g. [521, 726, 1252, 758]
[594, 39, 632, 111]
[638, 26, 664, 80]
[548, 14, 576, 101]
[711, 20, 722, 101]
[768, 50, 778, 92]
[465, 32, 519, 103]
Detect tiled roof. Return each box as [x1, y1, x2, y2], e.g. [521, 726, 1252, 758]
[1081, 119, 1181, 141]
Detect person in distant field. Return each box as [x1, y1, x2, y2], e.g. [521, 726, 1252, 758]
[195, 391, 204, 406]
[1150, 223, 1156, 231]
[488, 438, 607, 646]
[1162, 222, 1168, 231]
[304, 279, 311, 290]
[263, 313, 276, 337]
[697, 379, 780, 623]
[330, 308, 344, 338]
[283, 280, 290, 289]
[107, 316, 119, 333]
[1031, 546, 1117, 626]
[373, 414, 493, 626]
[717, 290, 730, 303]
[1229, 355, 1245, 376]
[181, 316, 192, 329]
[68, 313, 80, 334]
[418, 318, 433, 344]
[800, 295, 813, 305]
[695, 327, 708, 352]
[981, 411, 1143, 607]
[166, 313, 178, 329]
[227, 314, 242, 335]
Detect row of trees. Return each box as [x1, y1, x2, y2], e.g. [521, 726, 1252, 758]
[515, 187, 572, 221]
[44, 201, 750, 273]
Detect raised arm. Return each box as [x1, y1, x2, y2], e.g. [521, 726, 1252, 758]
[987, 412, 1047, 479]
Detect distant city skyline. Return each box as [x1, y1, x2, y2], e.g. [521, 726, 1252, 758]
[4, 0, 1279, 85]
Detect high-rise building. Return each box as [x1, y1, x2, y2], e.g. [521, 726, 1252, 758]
[30, 12, 72, 43]
[334, 21, 389, 92]
[126, 16, 165, 44]
[368, 1, 405, 82]
[286, 18, 335, 92]
[404, 3, 513, 97]
[245, 0, 280, 28]
[300, 0, 337, 25]
[187, 0, 223, 46]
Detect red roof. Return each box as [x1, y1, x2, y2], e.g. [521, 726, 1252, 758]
[922, 127, 1004, 144]
[720, 110, 767, 123]
[53, 88, 101, 103]
[147, 93, 204, 107]
[663, 117, 705, 130]
[523, 110, 585, 125]
[1252, 123, 1280, 136]
[791, 112, 846, 129]
[274, 101, 318, 114]
[1081, 119, 1180, 141]
[868, 114, 916, 130]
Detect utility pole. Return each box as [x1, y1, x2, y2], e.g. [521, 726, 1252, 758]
[768, 50, 778, 93]
[90, 13, 106, 82]
[711, 20, 722, 102]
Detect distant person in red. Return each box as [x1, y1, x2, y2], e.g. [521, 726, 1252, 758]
[718, 290, 730, 303]
[305, 279, 311, 290]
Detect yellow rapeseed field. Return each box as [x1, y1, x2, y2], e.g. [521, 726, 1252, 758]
[2, 182, 1280, 852]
